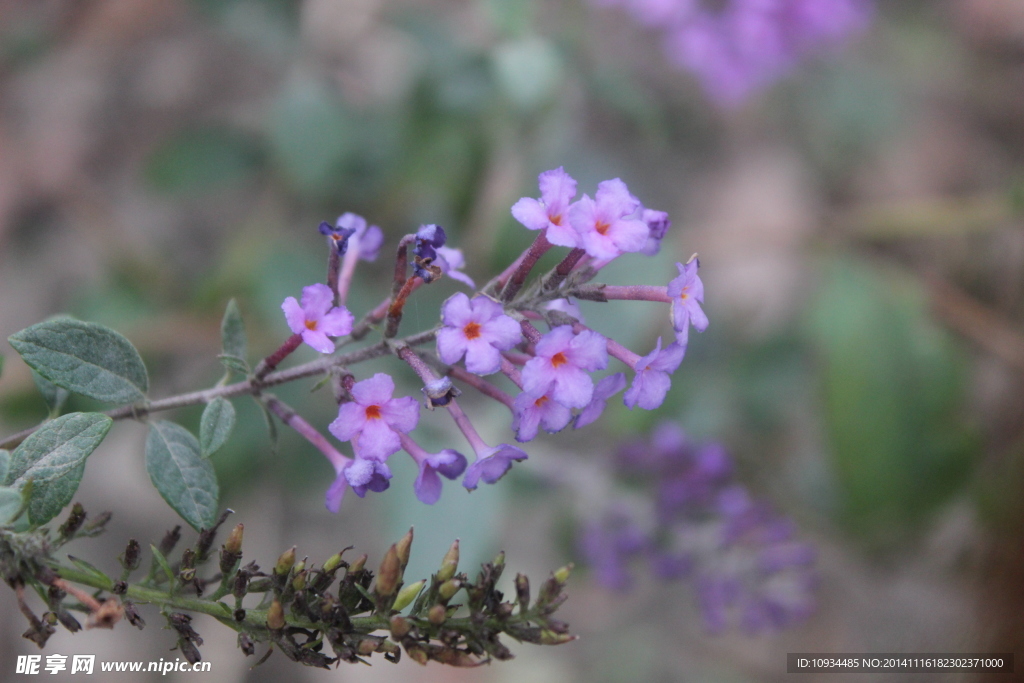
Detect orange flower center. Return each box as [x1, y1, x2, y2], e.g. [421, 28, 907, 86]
[463, 321, 482, 340]
[365, 405, 382, 420]
[595, 220, 610, 236]
[305, 319, 318, 330]
[550, 214, 563, 226]
[551, 352, 568, 368]
[679, 287, 690, 301]
[534, 396, 549, 408]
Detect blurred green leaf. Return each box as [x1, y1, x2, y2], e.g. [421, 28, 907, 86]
[809, 258, 976, 542]
[8, 413, 113, 526]
[32, 370, 69, 417]
[220, 298, 248, 372]
[0, 486, 23, 525]
[492, 37, 563, 112]
[145, 421, 219, 531]
[0, 449, 8, 483]
[145, 126, 262, 196]
[200, 398, 235, 458]
[9, 319, 148, 405]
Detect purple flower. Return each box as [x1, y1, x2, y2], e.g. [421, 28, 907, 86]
[511, 167, 581, 247]
[623, 338, 686, 410]
[522, 325, 608, 409]
[329, 373, 419, 461]
[667, 259, 708, 347]
[574, 372, 627, 429]
[513, 391, 573, 442]
[344, 456, 393, 498]
[281, 283, 355, 354]
[400, 434, 467, 505]
[578, 508, 649, 591]
[639, 208, 672, 256]
[436, 246, 475, 288]
[319, 213, 362, 253]
[413, 224, 447, 281]
[462, 443, 529, 490]
[568, 179, 650, 260]
[436, 293, 522, 375]
[356, 223, 384, 262]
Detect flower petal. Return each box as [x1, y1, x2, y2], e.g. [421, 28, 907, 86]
[300, 283, 335, 318]
[329, 403, 366, 442]
[381, 395, 420, 434]
[356, 416, 402, 460]
[511, 197, 551, 231]
[301, 329, 335, 354]
[281, 297, 306, 335]
[320, 307, 355, 337]
[351, 373, 395, 406]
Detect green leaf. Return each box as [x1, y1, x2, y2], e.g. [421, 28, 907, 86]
[200, 398, 235, 458]
[32, 370, 70, 417]
[9, 319, 149, 404]
[8, 413, 113, 525]
[145, 421, 219, 531]
[254, 396, 278, 455]
[149, 544, 176, 586]
[67, 554, 112, 587]
[0, 486, 24, 525]
[0, 449, 9, 485]
[220, 298, 248, 372]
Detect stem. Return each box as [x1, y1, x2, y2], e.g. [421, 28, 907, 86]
[262, 395, 350, 472]
[499, 358, 523, 389]
[336, 234, 363, 306]
[539, 247, 586, 292]
[0, 330, 439, 450]
[599, 285, 670, 303]
[253, 334, 303, 381]
[385, 276, 423, 339]
[327, 247, 342, 305]
[500, 233, 552, 302]
[443, 400, 490, 456]
[427, 356, 515, 410]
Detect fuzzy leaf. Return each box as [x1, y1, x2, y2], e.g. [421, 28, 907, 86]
[0, 449, 8, 485]
[9, 319, 148, 404]
[9, 413, 113, 525]
[145, 421, 219, 531]
[0, 486, 24, 525]
[32, 370, 70, 417]
[220, 299, 248, 373]
[200, 398, 235, 458]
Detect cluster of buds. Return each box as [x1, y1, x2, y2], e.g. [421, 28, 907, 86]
[264, 167, 707, 511]
[579, 423, 817, 633]
[2, 505, 576, 668]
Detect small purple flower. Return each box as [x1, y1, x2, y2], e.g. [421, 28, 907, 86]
[639, 208, 672, 256]
[623, 338, 686, 410]
[325, 463, 349, 513]
[319, 213, 363, 254]
[344, 456, 393, 498]
[522, 325, 608, 409]
[667, 259, 708, 347]
[436, 293, 522, 375]
[463, 443, 529, 490]
[568, 179, 650, 260]
[356, 224, 384, 262]
[513, 391, 573, 442]
[281, 283, 355, 354]
[412, 224, 447, 281]
[329, 373, 419, 461]
[401, 434, 467, 505]
[436, 246, 475, 288]
[511, 167, 581, 248]
[574, 372, 627, 429]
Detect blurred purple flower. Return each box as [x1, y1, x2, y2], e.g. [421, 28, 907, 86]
[281, 283, 354, 354]
[463, 443, 529, 490]
[436, 246, 475, 288]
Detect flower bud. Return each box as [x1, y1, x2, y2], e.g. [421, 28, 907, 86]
[238, 633, 255, 656]
[428, 604, 447, 625]
[158, 525, 182, 556]
[514, 573, 530, 610]
[392, 579, 425, 612]
[224, 524, 244, 555]
[390, 614, 411, 639]
[436, 539, 459, 583]
[396, 528, 414, 570]
[374, 545, 401, 597]
[120, 539, 141, 572]
[406, 644, 429, 665]
[266, 599, 285, 630]
[58, 503, 86, 539]
[349, 554, 367, 573]
[539, 630, 577, 645]
[291, 570, 307, 592]
[554, 563, 573, 585]
[274, 546, 296, 577]
[438, 578, 461, 602]
[493, 550, 505, 568]
[179, 638, 201, 664]
[322, 549, 348, 573]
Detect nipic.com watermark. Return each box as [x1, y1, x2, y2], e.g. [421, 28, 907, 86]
[15, 654, 212, 675]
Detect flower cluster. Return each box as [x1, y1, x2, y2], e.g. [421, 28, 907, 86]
[579, 423, 817, 633]
[591, 0, 873, 105]
[268, 166, 705, 512]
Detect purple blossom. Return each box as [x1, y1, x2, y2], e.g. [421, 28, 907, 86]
[513, 391, 573, 442]
[574, 372, 627, 429]
[436, 293, 522, 375]
[401, 434, 467, 505]
[511, 167, 581, 248]
[639, 208, 672, 256]
[329, 373, 419, 461]
[522, 325, 608, 409]
[568, 179, 650, 260]
[578, 508, 649, 591]
[325, 467, 348, 513]
[436, 246, 475, 288]
[358, 224, 384, 262]
[623, 338, 686, 410]
[281, 283, 355, 354]
[462, 443, 529, 490]
[319, 213, 362, 253]
[344, 456, 393, 498]
[413, 224, 447, 281]
[667, 259, 708, 348]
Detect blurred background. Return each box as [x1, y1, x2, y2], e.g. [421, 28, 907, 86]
[0, 0, 1022, 680]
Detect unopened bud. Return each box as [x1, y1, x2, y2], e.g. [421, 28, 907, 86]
[438, 578, 461, 602]
[422, 377, 460, 408]
[124, 602, 145, 629]
[159, 526, 182, 556]
[539, 630, 577, 645]
[322, 549, 349, 573]
[428, 604, 447, 625]
[357, 637, 381, 656]
[274, 547, 296, 576]
[238, 633, 255, 656]
[392, 579, 425, 612]
[179, 638, 201, 664]
[121, 539, 141, 572]
[437, 539, 459, 583]
[553, 563, 573, 585]
[375, 545, 401, 597]
[266, 599, 285, 630]
[84, 510, 112, 532]
[406, 644, 429, 665]
[58, 503, 86, 539]
[225, 524, 243, 555]
[390, 614, 411, 639]
[293, 558, 306, 575]
[515, 574, 530, 610]
[349, 554, 367, 573]
[291, 570, 307, 592]
[396, 528, 414, 569]
[493, 551, 505, 568]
